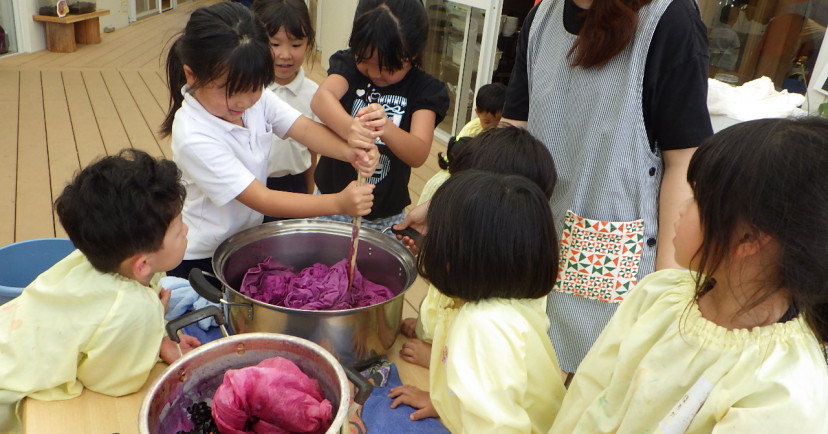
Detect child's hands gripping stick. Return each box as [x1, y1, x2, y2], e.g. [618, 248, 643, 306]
[336, 180, 375, 217]
[348, 103, 385, 149]
[351, 145, 380, 178]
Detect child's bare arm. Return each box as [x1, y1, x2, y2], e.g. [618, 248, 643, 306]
[376, 109, 436, 167]
[311, 74, 360, 138]
[235, 179, 375, 218]
[286, 116, 378, 176]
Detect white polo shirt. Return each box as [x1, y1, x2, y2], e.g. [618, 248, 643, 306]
[266, 67, 319, 177]
[172, 86, 302, 259]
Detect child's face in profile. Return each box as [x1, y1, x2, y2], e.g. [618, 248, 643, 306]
[150, 213, 189, 273]
[673, 197, 703, 270]
[476, 109, 502, 131]
[269, 27, 308, 86]
[356, 51, 412, 87]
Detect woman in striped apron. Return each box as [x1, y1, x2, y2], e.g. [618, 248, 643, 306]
[502, 0, 713, 374]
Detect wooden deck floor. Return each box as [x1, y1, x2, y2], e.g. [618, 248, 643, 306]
[0, 0, 443, 247]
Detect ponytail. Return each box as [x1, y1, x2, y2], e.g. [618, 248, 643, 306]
[567, 0, 652, 69]
[161, 38, 186, 138]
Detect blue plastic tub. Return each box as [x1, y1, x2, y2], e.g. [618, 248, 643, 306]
[0, 238, 75, 305]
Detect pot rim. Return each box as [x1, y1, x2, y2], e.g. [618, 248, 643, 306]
[211, 219, 417, 313]
[138, 332, 351, 434]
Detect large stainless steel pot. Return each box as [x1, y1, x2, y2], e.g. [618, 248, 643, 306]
[190, 219, 417, 365]
[139, 331, 357, 434]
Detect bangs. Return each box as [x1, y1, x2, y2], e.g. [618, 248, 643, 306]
[223, 38, 274, 95]
[350, 10, 408, 71]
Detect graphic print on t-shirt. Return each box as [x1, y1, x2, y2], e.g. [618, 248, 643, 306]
[351, 82, 408, 186]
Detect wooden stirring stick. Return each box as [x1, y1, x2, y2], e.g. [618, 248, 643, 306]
[347, 173, 365, 291]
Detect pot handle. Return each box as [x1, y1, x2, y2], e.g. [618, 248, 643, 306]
[189, 268, 224, 304]
[343, 365, 373, 405]
[165, 305, 229, 343]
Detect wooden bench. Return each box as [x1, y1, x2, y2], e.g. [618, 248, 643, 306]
[32, 9, 110, 53]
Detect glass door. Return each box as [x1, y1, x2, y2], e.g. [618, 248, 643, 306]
[423, 0, 502, 141]
[0, 0, 18, 56]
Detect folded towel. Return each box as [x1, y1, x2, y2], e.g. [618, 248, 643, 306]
[161, 276, 220, 330]
[360, 363, 449, 433]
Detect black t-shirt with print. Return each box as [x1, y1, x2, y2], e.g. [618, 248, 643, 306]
[315, 49, 449, 220]
[503, 0, 713, 151]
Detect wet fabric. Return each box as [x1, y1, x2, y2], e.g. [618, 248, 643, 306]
[240, 257, 394, 310]
[211, 356, 333, 434]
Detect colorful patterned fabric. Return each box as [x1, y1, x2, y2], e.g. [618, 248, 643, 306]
[554, 210, 645, 303]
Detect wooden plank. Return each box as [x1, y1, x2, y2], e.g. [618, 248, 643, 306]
[16, 72, 55, 241]
[82, 70, 132, 156]
[42, 70, 80, 238]
[0, 70, 19, 246]
[63, 70, 107, 166]
[101, 70, 164, 157]
[140, 70, 170, 114]
[122, 70, 171, 157]
[32, 9, 110, 25]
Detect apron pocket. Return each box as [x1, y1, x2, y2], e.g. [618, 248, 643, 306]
[554, 210, 645, 303]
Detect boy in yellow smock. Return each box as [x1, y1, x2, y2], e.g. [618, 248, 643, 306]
[0, 149, 200, 432]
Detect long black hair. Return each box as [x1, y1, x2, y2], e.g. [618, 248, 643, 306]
[160, 2, 274, 136]
[687, 116, 828, 342]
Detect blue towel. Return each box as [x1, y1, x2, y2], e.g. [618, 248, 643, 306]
[161, 276, 223, 344]
[360, 363, 449, 433]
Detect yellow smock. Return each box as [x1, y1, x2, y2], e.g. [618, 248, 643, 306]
[0, 250, 166, 433]
[550, 268, 828, 433]
[457, 117, 484, 138]
[413, 169, 451, 342]
[430, 297, 565, 433]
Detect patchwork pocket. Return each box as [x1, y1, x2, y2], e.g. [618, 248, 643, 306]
[554, 210, 645, 303]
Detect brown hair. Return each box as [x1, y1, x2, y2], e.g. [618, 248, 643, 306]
[568, 0, 654, 68]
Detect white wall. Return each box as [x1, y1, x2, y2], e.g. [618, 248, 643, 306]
[318, 0, 357, 69]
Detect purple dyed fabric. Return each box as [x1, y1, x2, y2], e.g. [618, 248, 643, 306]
[240, 257, 395, 310]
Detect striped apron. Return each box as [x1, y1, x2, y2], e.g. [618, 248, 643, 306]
[526, 0, 672, 372]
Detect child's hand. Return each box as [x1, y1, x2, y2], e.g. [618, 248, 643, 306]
[400, 317, 417, 338]
[351, 145, 379, 178]
[357, 103, 387, 137]
[336, 180, 375, 217]
[389, 385, 438, 420]
[159, 334, 202, 364]
[159, 287, 171, 314]
[347, 117, 377, 150]
[393, 202, 429, 254]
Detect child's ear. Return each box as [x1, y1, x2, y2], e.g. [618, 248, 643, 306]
[183, 64, 196, 87]
[733, 227, 773, 258]
[128, 253, 154, 281]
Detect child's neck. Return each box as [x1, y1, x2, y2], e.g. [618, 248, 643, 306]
[697, 276, 791, 330]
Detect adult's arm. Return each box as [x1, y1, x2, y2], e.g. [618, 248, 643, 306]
[656, 147, 696, 270]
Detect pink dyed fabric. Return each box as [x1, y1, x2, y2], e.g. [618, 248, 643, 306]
[211, 356, 333, 434]
[239, 257, 395, 310]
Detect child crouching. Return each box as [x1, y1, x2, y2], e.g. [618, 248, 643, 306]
[0, 149, 200, 432]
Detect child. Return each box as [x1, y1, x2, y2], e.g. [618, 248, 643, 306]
[159, 2, 381, 278]
[399, 126, 557, 368]
[311, 0, 450, 232]
[0, 149, 200, 432]
[456, 82, 506, 138]
[551, 117, 828, 432]
[389, 170, 566, 432]
[252, 0, 319, 221]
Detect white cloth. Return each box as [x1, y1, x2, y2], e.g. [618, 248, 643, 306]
[266, 68, 318, 177]
[172, 86, 302, 259]
[707, 76, 807, 122]
[429, 297, 565, 433]
[551, 269, 828, 433]
[0, 250, 166, 432]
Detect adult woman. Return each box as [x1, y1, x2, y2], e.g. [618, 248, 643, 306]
[501, 0, 713, 374]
